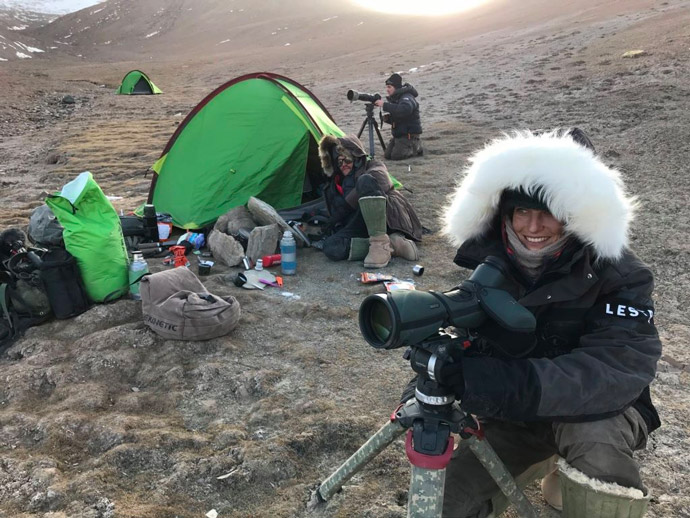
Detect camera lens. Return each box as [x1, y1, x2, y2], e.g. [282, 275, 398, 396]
[370, 302, 392, 342]
[359, 294, 397, 349]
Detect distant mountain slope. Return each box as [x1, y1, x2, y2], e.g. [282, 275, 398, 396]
[27, 0, 523, 64]
[0, 5, 52, 61]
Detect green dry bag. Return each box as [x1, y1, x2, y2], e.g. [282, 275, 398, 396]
[46, 172, 129, 302]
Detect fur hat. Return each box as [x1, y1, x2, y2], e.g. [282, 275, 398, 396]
[442, 130, 636, 260]
[385, 73, 403, 89]
[318, 135, 367, 176]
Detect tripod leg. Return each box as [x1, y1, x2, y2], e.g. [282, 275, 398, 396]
[373, 120, 387, 151]
[408, 465, 446, 518]
[368, 118, 376, 158]
[357, 117, 368, 140]
[466, 436, 539, 518]
[317, 419, 406, 501]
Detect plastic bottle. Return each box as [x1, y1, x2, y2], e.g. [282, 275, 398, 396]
[280, 231, 296, 275]
[261, 254, 282, 267]
[128, 252, 149, 300]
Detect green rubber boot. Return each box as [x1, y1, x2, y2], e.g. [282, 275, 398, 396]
[358, 196, 391, 268]
[348, 238, 369, 261]
[557, 459, 650, 518]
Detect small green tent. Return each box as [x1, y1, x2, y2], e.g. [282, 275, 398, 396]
[146, 72, 345, 229]
[116, 70, 162, 95]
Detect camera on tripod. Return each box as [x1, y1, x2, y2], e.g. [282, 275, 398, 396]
[347, 89, 381, 103]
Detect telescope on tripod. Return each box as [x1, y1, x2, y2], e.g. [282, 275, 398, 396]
[347, 89, 387, 158]
[311, 257, 542, 518]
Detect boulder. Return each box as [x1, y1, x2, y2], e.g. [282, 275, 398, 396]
[246, 224, 280, 262]
[208, 230, 244, 267]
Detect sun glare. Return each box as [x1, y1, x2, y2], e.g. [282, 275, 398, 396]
[351, 0, 489, 16]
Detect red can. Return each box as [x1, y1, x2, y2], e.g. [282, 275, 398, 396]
[261, 254, 282, 267]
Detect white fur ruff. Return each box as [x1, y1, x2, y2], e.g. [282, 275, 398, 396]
[557, 458, 647, 500]
[442, 131, 636, 260]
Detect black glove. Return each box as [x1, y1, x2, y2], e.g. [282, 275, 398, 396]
[400, 376, 417, 404]
[438, 359, 465, 400]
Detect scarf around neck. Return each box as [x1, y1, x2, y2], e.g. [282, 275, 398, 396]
[504, 217, 567, 282]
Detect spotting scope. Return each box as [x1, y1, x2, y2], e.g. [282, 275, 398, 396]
[358, 257, 536, 350]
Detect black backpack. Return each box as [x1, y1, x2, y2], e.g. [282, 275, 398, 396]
[0, 261, 52, 353]
[39, 248, 90, 319]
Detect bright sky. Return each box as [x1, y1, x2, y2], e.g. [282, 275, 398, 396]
[0, 0, 104, 14]
[350, 0, 489, 16]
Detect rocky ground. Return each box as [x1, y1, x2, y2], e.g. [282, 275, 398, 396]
[0, 1, 689, 517]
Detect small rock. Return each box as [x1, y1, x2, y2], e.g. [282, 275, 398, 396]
[45, 151, 66, 165]
[206, 510, 218, 518]
[208, 230, 245, 267]
[621, 50, 646, 58]
[61, 95, 75, 104]
[214, 205, 257, 236]
[246, 224, 280, 262]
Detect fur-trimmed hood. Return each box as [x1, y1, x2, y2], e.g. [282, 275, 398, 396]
[318, 134, 368, 177]
[443, 131, 636, 260]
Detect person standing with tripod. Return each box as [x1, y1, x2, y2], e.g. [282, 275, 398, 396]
[374, 73, 423, 160]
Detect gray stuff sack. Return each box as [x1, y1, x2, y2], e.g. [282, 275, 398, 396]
[28, 204, 64, 248]
[140, 267, 240, 341]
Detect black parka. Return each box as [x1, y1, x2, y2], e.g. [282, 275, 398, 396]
[382, 84, 422, 138]
[450, 228, 661, 433]
[440, 130, 662, 434]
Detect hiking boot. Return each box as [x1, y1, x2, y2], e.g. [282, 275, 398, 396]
[364, 234, 392, 268]
[411, 135, 423, 156]
[390, 232, 419, 261]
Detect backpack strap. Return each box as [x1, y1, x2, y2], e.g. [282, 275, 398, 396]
[0, 283, 13, 332]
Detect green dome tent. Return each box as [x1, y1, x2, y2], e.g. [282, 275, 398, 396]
[146, 72, 346, 229]
[116, 70, 162, 95]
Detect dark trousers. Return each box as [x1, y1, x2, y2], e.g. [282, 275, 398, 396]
[442, 407, 649, 518]
[323, 175, 384, 261]
[385, 135, 423, 160]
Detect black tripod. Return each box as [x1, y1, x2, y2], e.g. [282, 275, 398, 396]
[356, 103, 387, 157]
[312, 342, 540, 517]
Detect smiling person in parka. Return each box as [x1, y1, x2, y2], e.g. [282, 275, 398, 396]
[436, 130, 661, 518]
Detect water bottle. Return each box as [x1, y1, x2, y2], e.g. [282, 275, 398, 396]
[143, 204, 159, 242]
[129, 252, 149, 300]
[280, 231, 296, 275]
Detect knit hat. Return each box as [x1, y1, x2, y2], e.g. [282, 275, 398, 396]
[385, 73, 403, 89]
[500, 187, 551, 216]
